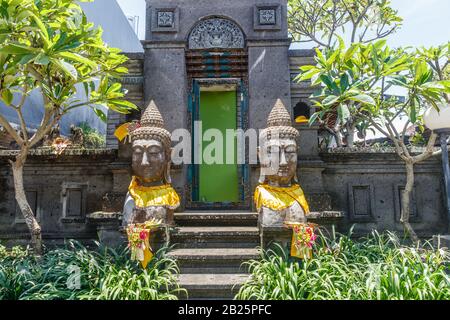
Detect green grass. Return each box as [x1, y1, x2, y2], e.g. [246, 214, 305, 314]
[236, 230, 450, 300]
[0, 241, 185, 300]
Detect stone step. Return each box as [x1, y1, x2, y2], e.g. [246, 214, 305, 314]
[168, 248, 260, 273]
[174, 211, 258, 226]
[177, 273, 250, 299]
[172, 226, 260, 248]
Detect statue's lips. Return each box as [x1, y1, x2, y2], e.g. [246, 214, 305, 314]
[276, 166, 292, 176]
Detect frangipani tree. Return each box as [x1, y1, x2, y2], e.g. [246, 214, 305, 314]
[288, 0, 403, 147]
[299, 41, 450, 242]
[288, 0, 403, 48]
[0, 0, 137, 253]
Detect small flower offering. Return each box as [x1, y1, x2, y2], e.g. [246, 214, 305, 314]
[285, 222, 318, 259]
[126, 219, 162, 268]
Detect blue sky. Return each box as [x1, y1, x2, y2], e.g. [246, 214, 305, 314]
[116, 0, 450, 48]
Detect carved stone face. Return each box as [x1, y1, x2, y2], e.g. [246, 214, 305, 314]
[259, 137, 298, 187]
[132, 139, 167, 183]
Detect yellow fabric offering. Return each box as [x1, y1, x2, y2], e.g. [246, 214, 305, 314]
[254, 184, 310, 214]
[114, 122, 131, 142]
[141, 242, 154, 269]
[290, 238, 312, 259]
[129, 176, 180, 209]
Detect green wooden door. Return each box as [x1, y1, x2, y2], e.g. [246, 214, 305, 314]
[198, 90, 239, 203]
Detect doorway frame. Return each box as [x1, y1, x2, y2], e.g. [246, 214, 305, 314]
[187, 78, 250, 210]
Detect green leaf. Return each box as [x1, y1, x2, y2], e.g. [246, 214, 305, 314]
[115, 67, 128, 74]
[29, 12, 51, 48]
[53, 59, 78, 80]
[18, 54, 37, 65]
[93, 108, 107, 123]
[322, 95, 339, 107]
[320, 74, 339, 93]
[340, 73, 349, 92]
[0, 44, 40, 55]
[34, 53, 50, 65]
[308, 112, 320, 126]
[57, 52, 97, 69]
[348, 94, 376, 106]
[108, 99, 138, 111]
[338, 104, 350, 123]
[1, 89, 13, 105]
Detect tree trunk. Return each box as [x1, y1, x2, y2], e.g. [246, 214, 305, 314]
[400, 161, 419, 243]
[11, 149, 42, 255]
[346, 131, 355, 148]
[345, 124, 356, 149]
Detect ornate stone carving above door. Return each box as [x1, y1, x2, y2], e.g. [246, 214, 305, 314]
[188, 18, 245, 50]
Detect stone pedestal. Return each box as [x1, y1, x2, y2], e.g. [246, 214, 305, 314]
[260, 211, 344, 249]
[433, 234, 450, 249]
[87, 212, 125, 248]
[87, 211, 171, 253]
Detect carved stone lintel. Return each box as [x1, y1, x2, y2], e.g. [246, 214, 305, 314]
[188, 18, 245, 50]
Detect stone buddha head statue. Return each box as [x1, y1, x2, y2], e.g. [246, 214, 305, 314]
[258, 99, 299, 187]
[130, 100, 172, 185]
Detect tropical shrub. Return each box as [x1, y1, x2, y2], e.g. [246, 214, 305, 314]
[0, 241, 184, 300]
[236, 231, 450, 300]
[77, 122, 106, 149]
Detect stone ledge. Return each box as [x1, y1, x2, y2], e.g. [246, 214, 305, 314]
[308, 211, 345, 220]
[86, 211, 122, 224]
[0, 148, 116, 158]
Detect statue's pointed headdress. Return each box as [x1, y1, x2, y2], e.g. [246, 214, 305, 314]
[130, 100, 171, 148]
[260, 99, 299, 140]
[258, 99, 300, 184]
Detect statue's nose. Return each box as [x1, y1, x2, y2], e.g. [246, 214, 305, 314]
[141, 152, 150, 165]
[279, 151, 288, 166]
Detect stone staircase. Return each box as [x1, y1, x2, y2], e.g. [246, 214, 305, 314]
[169, 211, 260, 299]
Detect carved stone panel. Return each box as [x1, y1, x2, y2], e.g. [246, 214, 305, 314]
[150, 7, 179, 33]
[157, 11, 174, 28]
[254, 4, 282, 31]
[348, 184, 375, 222]
[259, 9, 276, 25]
[188, 18, 245, 50]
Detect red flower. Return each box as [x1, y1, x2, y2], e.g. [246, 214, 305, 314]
[139, 230, 147, 240]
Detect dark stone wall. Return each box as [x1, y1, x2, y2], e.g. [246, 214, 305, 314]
[0, 150, 117, 246]
[1, 149, 447, 246]
[318, 152, 448, 237]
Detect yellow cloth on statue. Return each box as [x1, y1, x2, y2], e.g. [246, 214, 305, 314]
[254, 184, 310, 214]
[128, 176, 180, 209]
[141, 242, 154, 269]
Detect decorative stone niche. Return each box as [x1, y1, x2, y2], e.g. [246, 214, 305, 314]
[14, 189, 41, 224]
[61, 182, 88, 223]
[394, 185, 420, 223]
[254, 4, 282, 31]
[151, 6, 179, 33]
[348, 184, 376, 222]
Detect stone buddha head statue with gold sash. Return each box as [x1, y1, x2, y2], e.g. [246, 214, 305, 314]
[255, 99, 310, 227]
[122, 100, 180, 227]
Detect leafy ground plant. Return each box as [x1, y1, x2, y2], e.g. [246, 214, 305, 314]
[236, 230, 450, 300]
[0, 241, 185, 300]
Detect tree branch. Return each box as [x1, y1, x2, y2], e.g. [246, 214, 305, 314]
[0, 112, 23, 145]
